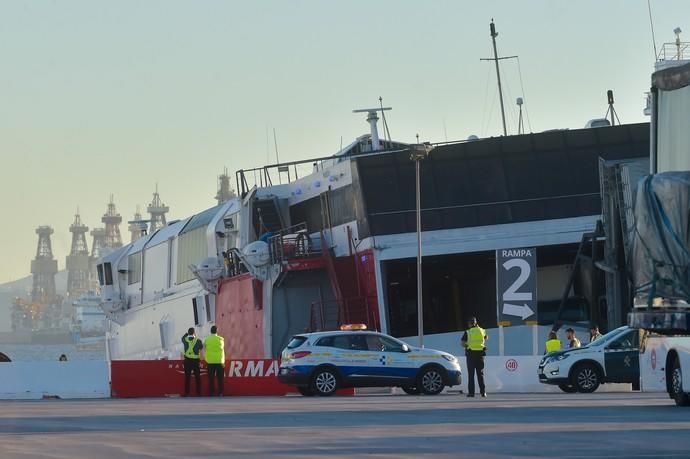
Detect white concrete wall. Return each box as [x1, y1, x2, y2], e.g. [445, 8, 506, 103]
[482, 356, 557, 392]
[399, 325, 591, 358]
[0, 361, 110, 399]
[394, 356, 632, 394]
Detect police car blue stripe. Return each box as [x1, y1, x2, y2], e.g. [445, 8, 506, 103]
[292, 365, 418, 378]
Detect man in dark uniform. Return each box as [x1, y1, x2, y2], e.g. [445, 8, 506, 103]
[461, 317, 488, 398]
[182, 327, 203, 396]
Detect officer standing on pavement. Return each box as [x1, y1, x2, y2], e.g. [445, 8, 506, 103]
[182, 327, 203, 396]
[204, 325, 226, 396]
[461, 317, 488, 398]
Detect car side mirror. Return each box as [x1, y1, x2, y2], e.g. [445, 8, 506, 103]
[401, 344, 410, 353]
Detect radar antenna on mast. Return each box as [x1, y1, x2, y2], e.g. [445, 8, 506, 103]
[604, 90, 621, 126]
[353, 105, 392, 151]
[516, 97, 525, 134]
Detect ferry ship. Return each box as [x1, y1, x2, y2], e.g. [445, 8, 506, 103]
[97, 109, 650, 362]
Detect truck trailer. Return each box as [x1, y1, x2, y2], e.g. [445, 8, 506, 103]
[627, 61, 690, 406]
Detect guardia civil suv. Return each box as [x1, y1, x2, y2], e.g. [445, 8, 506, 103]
[278, 326, 462, 396]
[538, 326, 640, 393]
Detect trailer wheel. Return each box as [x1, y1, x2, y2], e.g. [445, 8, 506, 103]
[670, 357, 690, 407]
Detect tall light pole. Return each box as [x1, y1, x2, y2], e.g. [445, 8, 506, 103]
[410, 142, 435, 348]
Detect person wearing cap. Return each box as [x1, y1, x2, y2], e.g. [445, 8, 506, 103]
[589, 325, 603, 343]
[182, 327, 203, 396]
[544, 331, 562, 354]
[461, 316, 488, 398]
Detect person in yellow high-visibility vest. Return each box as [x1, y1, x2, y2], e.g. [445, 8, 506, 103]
[544, 331, 562, 355]
[182, 327, 203, 396]
[204, 325, 226, 396]
[461, 317, 488, 398]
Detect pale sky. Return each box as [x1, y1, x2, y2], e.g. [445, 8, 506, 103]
[0, 0, 687, 283]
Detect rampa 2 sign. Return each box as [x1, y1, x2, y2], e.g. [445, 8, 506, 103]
[496, 248, 537, 325]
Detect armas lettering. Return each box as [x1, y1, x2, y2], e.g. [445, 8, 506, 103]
[226, 360, 279, 378]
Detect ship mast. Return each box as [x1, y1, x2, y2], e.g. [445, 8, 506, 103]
[481, 19, 518, 137]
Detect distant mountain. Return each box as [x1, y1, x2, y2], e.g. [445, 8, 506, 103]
[0, 270, 68, 295]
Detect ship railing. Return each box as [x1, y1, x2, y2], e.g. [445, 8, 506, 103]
[236, 156, 338, 198]
[657, 41, 690, 62]
[268, 223, 322, 265]
[309, 296, 380, 332]
[221, 249, 250, 279]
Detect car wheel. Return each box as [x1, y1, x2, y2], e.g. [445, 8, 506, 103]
[573, 363, 601, 393]
[401, 385, 421, 395]
[417, 366, 445, 395]
[558, 383, 578, 393]
[310, 367, 339, 396]
[670, 357, 690, 407]
[297, 386, 315, 396]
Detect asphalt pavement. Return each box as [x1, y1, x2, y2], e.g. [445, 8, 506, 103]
[0, 392, 687, 458]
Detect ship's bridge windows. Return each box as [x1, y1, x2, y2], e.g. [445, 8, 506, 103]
[103, 262, 113, 286]
[192, 294, 215, 326]
[97, 264, 105, 286]
[128, 252, 142, 285]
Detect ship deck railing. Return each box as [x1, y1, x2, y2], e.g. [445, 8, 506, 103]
[235, 146, 410, 198]
[268, 223, 322, 265]
[657, 41, 690, 62]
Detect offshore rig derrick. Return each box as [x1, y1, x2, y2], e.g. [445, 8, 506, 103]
[29, 225, 62, 329]
[31, 226, 58, 305]
[102, 195, 123, 249]
[147, 185, 169, 233]
[66, 211, 90, 299]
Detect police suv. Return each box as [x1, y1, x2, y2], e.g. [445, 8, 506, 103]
[538, 326, 640, 393]
[278, 325, 462, 396]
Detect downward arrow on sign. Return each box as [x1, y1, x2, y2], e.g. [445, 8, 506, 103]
[503, 303, 535, 320]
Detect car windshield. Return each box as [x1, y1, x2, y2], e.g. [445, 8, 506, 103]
[586, 326, 629, 347]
